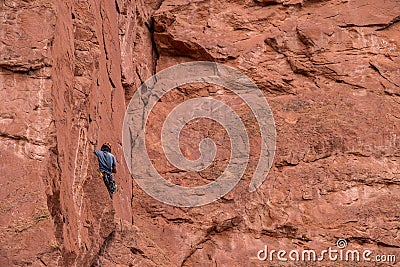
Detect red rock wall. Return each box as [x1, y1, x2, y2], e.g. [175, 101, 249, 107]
[119, 0, 400, 266]
[1, 0, 61, 265]
[1, 0, 399, 266]
[1, 0, 153, 265]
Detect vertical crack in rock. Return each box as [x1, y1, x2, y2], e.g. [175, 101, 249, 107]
[99, 1, 116, 118]
[145, 17, 160, 75]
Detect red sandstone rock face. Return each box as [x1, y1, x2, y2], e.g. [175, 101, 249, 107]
[1, 0, 146, 265]
[1, 0, 399, 266]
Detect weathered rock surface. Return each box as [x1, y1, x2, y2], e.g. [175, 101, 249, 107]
[1, 0, 399, 266]
[1, 0, 151, 265]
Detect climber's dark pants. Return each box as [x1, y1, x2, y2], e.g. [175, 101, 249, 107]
[101, 172, 117, 198]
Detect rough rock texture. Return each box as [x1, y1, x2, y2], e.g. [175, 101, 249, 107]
[1, 0, 151, 265]
[1, 0, 399, 266]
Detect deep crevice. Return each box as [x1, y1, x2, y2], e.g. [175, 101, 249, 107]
[145, 17, 160, 75]
[377, 15, 400, 31]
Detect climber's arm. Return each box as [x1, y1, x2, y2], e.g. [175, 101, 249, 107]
[112, 156, 117, 173]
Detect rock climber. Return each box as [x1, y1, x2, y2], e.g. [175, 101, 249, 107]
[94, 142, 117, 199]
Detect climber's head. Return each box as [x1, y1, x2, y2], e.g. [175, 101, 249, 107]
[101, 142, 112, 153]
